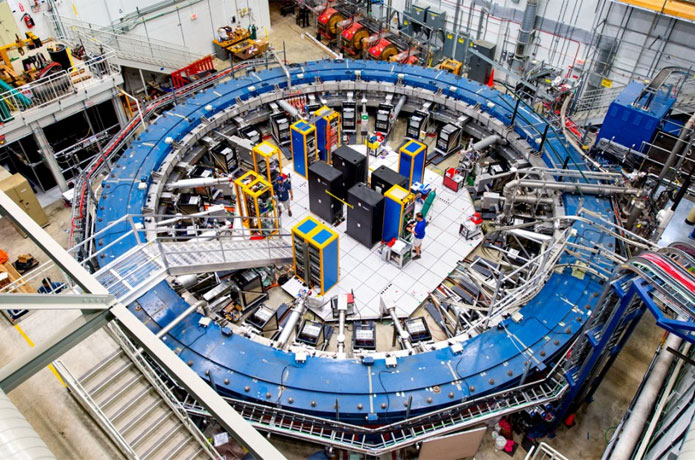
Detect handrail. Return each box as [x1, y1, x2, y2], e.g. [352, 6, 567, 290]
[56, 15, 199, 70]
[0, 50, 120, 123]
[52, 360, 139, 459]
[106, 323, 221, 459]
[171, 349, 573, 455]
[68, 57, 282, 250]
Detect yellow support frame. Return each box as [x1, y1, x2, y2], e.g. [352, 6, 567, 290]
[233, 170, 279, 235]
[252, 140, 283, 184]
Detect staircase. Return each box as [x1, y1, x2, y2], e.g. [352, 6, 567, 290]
[53, 16, 200, 73]
[55, 325, 220, 459]
[94, 236, 293, 305]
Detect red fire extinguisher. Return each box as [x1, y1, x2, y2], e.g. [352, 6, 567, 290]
[22, 13, 35, 29]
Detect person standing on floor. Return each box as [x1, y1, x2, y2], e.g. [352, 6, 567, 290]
[274, 175, 294, 217]
[409, 212, 427, 259]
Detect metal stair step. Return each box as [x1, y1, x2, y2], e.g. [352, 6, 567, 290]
[98, 373, 145, 408]
[187, 447, 207, 460]
[87, 360, 134, 396]
[108, 385, 157, 424]
[132, 412, 182, 455]
[128, 408, 171, 449]
[140, 423, 186, 459]
[115, 396, 163, 435]
[160, 438, 202, 460]
[78, 350, 124, 384]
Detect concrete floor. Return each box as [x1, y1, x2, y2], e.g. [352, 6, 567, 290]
[0, 8, 687, 460]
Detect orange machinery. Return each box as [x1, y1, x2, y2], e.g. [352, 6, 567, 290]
[317, 8, 345, 40]
[341, 21, 369, 56]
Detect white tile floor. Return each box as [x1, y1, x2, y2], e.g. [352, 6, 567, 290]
[280, 143, 482, 319]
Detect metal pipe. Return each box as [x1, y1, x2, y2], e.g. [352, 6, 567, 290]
[337, 309, 346, 354]
[0, 387, 56, 459]
[156, 301, 203, 339]
[471, 134, 500, 151]
[388, 306, 412, 350]
[390, 95, 407, 123]
[278, 99, 301, 119]
[653, 112, 695, 197]
[612, 333, 682, 460]
[636, 342, 691, 459]
[165, 176, 233, 190]
[277, 295, 308, 349]
[511, 0, 537, 73]
[272, 50, 291, 90]
[381, 294, 412, 350]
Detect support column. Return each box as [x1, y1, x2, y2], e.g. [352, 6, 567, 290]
[111, 92, 128, 129]
[31, 123, 68, 192]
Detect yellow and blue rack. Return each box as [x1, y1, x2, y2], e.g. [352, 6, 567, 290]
[291, 216, 339, 295]
[398, 139, 427, 188]
[291, 120, 318, 178]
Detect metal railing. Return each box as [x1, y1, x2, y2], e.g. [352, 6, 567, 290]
[55, 15, 199, 70]
[571, 84, 626, 119]
[52, 360, 139, 459]
[107, 322, 221, 459]
[0, 50, 120, 123]
[524, 442, 571, 460]
[67, 55, 284, 250]
[70, 213, 292, 270]
[171, 352, 572, 455]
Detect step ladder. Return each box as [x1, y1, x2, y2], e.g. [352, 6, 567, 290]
[55, 326, 220, 460]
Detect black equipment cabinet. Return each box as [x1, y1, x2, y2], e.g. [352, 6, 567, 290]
[370, 165, 408, 195]
[332, 145, 367, 200]
[407, 110, 429, 139]
[308, 161, 344, 224]
[347, 182, 385, 248]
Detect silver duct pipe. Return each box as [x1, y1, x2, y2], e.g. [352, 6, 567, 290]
[504, 179, 639, 196]
[502, 179, 639, 217]
[653, 112, 695, 197]
[612, 334, 682, 460]
[390, 96, 407, 123]
[0, 388, 56, 459]
[638, 342, 691, 459]
[507, 195, 554, 206]
[512, 0, 537, 74]
[472, 134, 500, 151]
[277, 99, 301, 119]
[272, 50, 291, 90]
[156, 301, 203, 339]
[679, 406, 695, 459]
[277, 296, 308, 349]
[336, 309, 347, 355]
[380, 294, 412, 350]
[164, 176, 233, 190]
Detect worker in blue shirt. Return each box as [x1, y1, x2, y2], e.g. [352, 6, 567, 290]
[274, 175, 294, 217]
[409, 212, 427, 259]
[38, 277, 65, 294]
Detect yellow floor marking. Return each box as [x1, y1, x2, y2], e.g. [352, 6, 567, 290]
[14, 324, 66, 387]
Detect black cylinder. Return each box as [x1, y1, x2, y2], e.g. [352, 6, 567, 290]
[47, 44, 71, 71]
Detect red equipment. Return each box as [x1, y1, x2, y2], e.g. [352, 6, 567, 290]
[22, 13, 35, 28]
[368, 38, 397, 61]
[317, 8, 344, 40]
[341, 22, 368, 55]
[171, 55, 215, 89]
